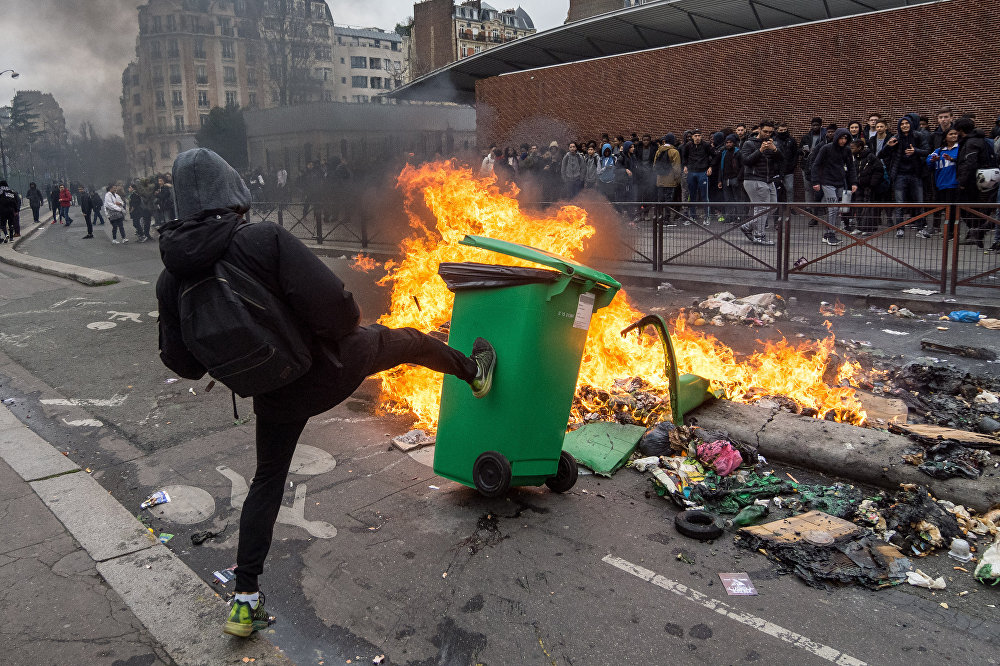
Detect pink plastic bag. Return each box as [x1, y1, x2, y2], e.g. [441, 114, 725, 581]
[696, 440, 743, 477]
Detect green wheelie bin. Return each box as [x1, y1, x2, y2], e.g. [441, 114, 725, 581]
[433, 235, 621, 497]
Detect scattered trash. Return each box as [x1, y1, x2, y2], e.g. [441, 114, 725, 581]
[718, 572, 758, 596]
[974, 391, 999, 405]
[657, 281, 681, 293]
[191, 524, 227, 545]
[158, 533, 174, 544]
[906, 569, 946, 589]
[373, 656, 386, 665]
[882, 329, 910, 336]
[674, 509, 723, 541]
[637, 421, 690, 457]
[428, 485, 439, 490]
[902, 288, 938, 295]
[948, 310, 983, 323]
[978, 318, 1000, 330]
[164, 378, 179, 384]
[975, 538, 1000, 586]
[727, 504, 769, 527]
[920, 338, 997, 361]
[693, 292, 786, 327]
[2, 398, 15, 404]
[573, 377, 672, 428]
[737, 511, 912, 589]
[631, 456, 661, 473]
[696, 440, 743, 477]
[562, 421, 645, 477]
[140, 490, 171, 509]
[947, 538, 973, 563]
[391, 429, 435, 452]
[676, 552, 696, 565]
[213, 567, 236, 585]
[188, 387, 197, 395]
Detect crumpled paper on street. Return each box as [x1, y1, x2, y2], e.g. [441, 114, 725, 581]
[906, 569, 946, 589]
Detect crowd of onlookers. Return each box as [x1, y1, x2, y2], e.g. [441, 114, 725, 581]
[480, 108, 1000, 253]
[0, 176, 178, 244]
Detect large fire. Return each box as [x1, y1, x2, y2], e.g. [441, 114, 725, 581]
[373, 162, 865, 430]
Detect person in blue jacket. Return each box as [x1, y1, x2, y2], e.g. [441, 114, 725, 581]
[923, 127, 960, 239]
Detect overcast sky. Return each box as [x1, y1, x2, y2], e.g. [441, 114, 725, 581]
[0, 1, 569, 138]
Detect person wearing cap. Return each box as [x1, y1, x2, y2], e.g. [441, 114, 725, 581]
[714, 134, 743, 224]
[156, 148, 497, 638]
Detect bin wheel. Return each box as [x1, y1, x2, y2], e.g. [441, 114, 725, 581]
[473, 451, 512, 498]
[544, 450, 579, 493]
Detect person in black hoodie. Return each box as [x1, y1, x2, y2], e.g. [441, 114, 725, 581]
[714, 134, 742, 224]
[25, 182, 44, 225]
[156, 148, 496, 638]
[77, 186, 94, 239]
[809, 128, 858, 245]
[878, 116, 929, 237]
[954, 117, 994, 249]
[681, 130, 713, 225]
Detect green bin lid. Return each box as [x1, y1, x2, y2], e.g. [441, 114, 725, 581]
[460, 235, 621, 292]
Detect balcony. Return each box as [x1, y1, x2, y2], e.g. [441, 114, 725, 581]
[196, 75, 208, 85]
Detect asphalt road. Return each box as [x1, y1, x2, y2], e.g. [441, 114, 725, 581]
[1, 208, 997, 666]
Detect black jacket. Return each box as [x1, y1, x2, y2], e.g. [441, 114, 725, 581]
[26, 186, 44, 208]
[741, 137, 782, 183]
[79, 192, 93, 214]
[681, 142, 713, 172]
[956, 129, 989, 194]
[157, 148, 363, 423]
[879, 120, 929, 181]
[808, 129, 858, 188]
[856, 149, 885, 193]
[714, 146, 742, 181]
[773, 131, 799, 176]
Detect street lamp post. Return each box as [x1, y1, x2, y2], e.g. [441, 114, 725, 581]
[0, 69, 21, 181]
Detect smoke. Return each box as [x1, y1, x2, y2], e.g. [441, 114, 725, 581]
[0, 0, 138, 136]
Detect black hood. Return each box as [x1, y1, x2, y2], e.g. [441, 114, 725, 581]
[171, 148, 251, 221]
[158, 211, 243, 278]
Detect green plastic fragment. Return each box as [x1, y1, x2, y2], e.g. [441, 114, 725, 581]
[562, 422, 646, 477]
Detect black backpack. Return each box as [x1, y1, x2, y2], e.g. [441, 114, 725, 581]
[178, 259, 312, 397]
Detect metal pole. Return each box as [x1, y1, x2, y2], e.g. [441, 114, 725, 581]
[0, 122, 8, 181]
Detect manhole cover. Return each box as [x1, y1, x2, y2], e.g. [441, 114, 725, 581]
[804, 530, 834, 546]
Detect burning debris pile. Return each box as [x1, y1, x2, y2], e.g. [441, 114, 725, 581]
[886, 359, 1000, 434]
[571, 377, 669, 428]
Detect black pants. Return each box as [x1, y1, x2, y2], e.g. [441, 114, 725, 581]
[133, 214, 151, 239]
[30, 205, 40, 223]
[93, 208, 105, 225]
[82, 211, 93, 236]
[233, 325, 477, 592]
[0, 212, 13, 238]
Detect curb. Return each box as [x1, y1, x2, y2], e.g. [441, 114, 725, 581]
[0, 404, 293, 666]
[0, 217, 120, 286]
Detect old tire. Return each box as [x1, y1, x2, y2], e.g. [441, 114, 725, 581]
[544, 450, 579, 493]
[674, 510, 723, 541]
[473, 451, 512, 498]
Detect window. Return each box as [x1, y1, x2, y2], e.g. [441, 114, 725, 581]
[370, 77, 381, 89]
[167, 38, 179, 58]
[197, 90, 209, 107]
[225, 90, 238, 105]
[200, 114, 209, 127]
[234, 0, 246, 15]
[169, 64, 181, 84]
[351, 94, 368, 103]
[374, 39, 381, 47]
[152, 15, 161, 32]
[340, 77, 346, 84]
[172, 90, 183, 106]
[134, 113, 143, 125]
[313, 67, 330, 81]
[221, 41, 234, 59]
[369, 57, 381, 69]
[174, 115, 184, 131]
[133, 93, 141, 106]
[340, 57, 345, 64]
[155, 90, 165, 108]
[248, 92, 257, 106]
[223, 66, 236, 84]
[161, 142, 170, 158]
[176, 141, 182, 154]
[218, 17, 233, 36]
[193, 38, 206, 59]
[150, 41, 162, 58]
[351, 76, 367, 88]
[350, 56, 366, 69]
[157, 116, 167, 130]
[166, 14, 176, 31]
[313, 24, 328, 38]
[247, 70, 256, 86]
[315, 46, 331, 60]
[324, 91, 332, 101]
[391, 41, 400, 51]
[196, 65, 207, 85]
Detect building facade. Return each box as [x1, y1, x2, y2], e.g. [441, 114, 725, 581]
[412, 0, 535, 78]
[478, 0, 1000, 151]
[332, 27, 409, 103]
[566, 0, 654, 22]
[121, 0, 339, 176]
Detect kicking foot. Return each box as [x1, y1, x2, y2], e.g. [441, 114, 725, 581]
[224, 592, 268, 637]
[469, 337, 496, 399]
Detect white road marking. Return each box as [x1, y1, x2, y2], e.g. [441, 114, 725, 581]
[62, 418, 103, 427]
[602, 555, 867, 666]
[87, 321, 117, 330]
[42, 394, 128, 407]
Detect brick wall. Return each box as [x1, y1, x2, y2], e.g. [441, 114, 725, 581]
[477, 0, 1000, 148]
[413, 0, 456, 77]
[567, 0, 620, 22]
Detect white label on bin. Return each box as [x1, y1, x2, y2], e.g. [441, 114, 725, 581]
[573, 292, 595, 330]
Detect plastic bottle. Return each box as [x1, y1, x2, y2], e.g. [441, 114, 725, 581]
[729, 505, 769, 527]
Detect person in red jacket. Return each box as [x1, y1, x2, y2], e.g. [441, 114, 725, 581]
[57, 184, 73, 226]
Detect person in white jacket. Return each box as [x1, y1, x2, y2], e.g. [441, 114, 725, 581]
[103, 184, 128, 244]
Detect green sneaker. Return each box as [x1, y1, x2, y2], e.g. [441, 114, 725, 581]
[469, 337, 496, 399]
[224, 593, 268, 637]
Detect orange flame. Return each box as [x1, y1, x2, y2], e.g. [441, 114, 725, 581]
[820, 299, 846, 317]
[375, 161, 865, 430]
[352, 254, 379, 272]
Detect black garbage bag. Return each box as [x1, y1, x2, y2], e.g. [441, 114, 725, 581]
[438, 262, 559, 291]
[639, 421, 680, 456]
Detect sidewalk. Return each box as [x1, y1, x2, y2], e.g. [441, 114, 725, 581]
[0, 404, 293, 665]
